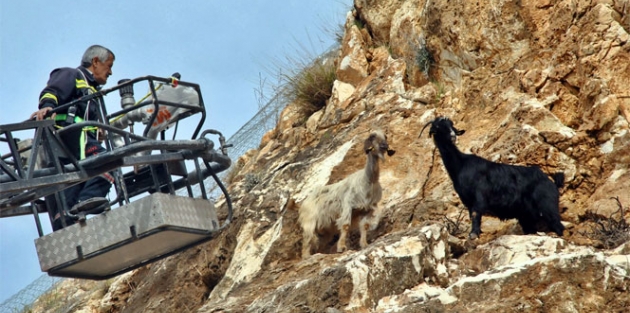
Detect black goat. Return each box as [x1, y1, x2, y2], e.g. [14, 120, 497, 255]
[421, 117, 565, 239]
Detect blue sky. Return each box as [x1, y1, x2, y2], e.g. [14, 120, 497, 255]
[0, 0, 352, 303]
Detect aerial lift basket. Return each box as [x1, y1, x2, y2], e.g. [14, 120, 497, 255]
[0, 74, 233, 280]
[35, 193, 219, 280]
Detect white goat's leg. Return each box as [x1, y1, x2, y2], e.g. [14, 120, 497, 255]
[337, 224, 350, 253]
[337, 203, 353, 253]
[302, 230, 315, 259]
[359, 206, 379, 248]
[301, 220, 318, 259]
[359, 216, 370, 248]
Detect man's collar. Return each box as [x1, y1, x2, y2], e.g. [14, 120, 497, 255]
[77, 66, 100, 88]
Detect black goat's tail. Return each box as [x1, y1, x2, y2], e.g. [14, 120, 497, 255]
[552, 172, 565, 189]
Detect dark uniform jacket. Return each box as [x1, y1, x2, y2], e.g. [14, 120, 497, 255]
[39, 66, 102, 122]
[38, 66, 103, 159]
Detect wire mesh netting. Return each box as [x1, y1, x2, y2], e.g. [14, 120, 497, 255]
[185, 89, 287, 199]
[0, 274, 63, 313]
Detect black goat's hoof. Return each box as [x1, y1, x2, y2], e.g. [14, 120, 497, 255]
[468, 233, 479, 240]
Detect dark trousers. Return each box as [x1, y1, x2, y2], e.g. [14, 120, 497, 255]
[63, 177, 112, 209]
[51, 135, 113, 230]
[64, 135, 113, 209]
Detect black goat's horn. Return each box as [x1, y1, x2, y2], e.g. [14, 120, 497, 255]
[418, 121, 432, 138]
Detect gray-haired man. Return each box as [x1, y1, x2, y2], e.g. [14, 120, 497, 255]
[31, 45, 116, 230]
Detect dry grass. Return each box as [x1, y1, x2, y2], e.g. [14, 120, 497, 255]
[257, 35, 338, 121]
[224, 161, 243, 187]
[23, 286, 63, 313]
[443, 207, 469, 237]
[580, 196, 630, 249]
[277, 53, 337, 117]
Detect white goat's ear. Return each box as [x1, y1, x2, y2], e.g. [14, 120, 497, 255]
[364, 136, 375, 153]
[387, 149, 396, 156]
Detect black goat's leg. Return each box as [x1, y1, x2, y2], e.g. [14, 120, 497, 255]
[469, 210, 482, 239]
[517, 217, 537, 235]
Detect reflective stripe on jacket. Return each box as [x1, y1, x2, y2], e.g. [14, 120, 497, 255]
[38, 66, 100, 121]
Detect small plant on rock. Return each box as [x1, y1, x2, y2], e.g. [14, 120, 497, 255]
[398, 35, 435, 86]
[581, 196, 630, 249]
[415, 38, 434, 77]
[443, 207, 469, 237]
[320, 130, 333, 143]
[432, 80, 445, 102]
[284, 55, 336, 116]
[243, 172, 263, 192]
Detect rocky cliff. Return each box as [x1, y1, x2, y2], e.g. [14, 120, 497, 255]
[30, 1, 630, 312]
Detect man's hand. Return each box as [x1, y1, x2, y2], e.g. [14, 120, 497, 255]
[97, 128, 106, 142]
[30, 107, 55, 121]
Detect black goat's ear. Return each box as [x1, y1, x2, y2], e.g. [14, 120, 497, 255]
[455, 129, 466, 136]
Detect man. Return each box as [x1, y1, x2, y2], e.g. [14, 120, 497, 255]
[30, 45, 115, 230]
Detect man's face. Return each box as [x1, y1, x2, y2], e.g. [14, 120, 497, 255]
[92, 54, 114, 85]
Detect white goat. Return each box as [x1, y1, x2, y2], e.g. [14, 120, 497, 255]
[299, 130, 395, 259]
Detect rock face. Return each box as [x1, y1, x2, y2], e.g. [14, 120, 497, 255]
[31, 1, 630, 312]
